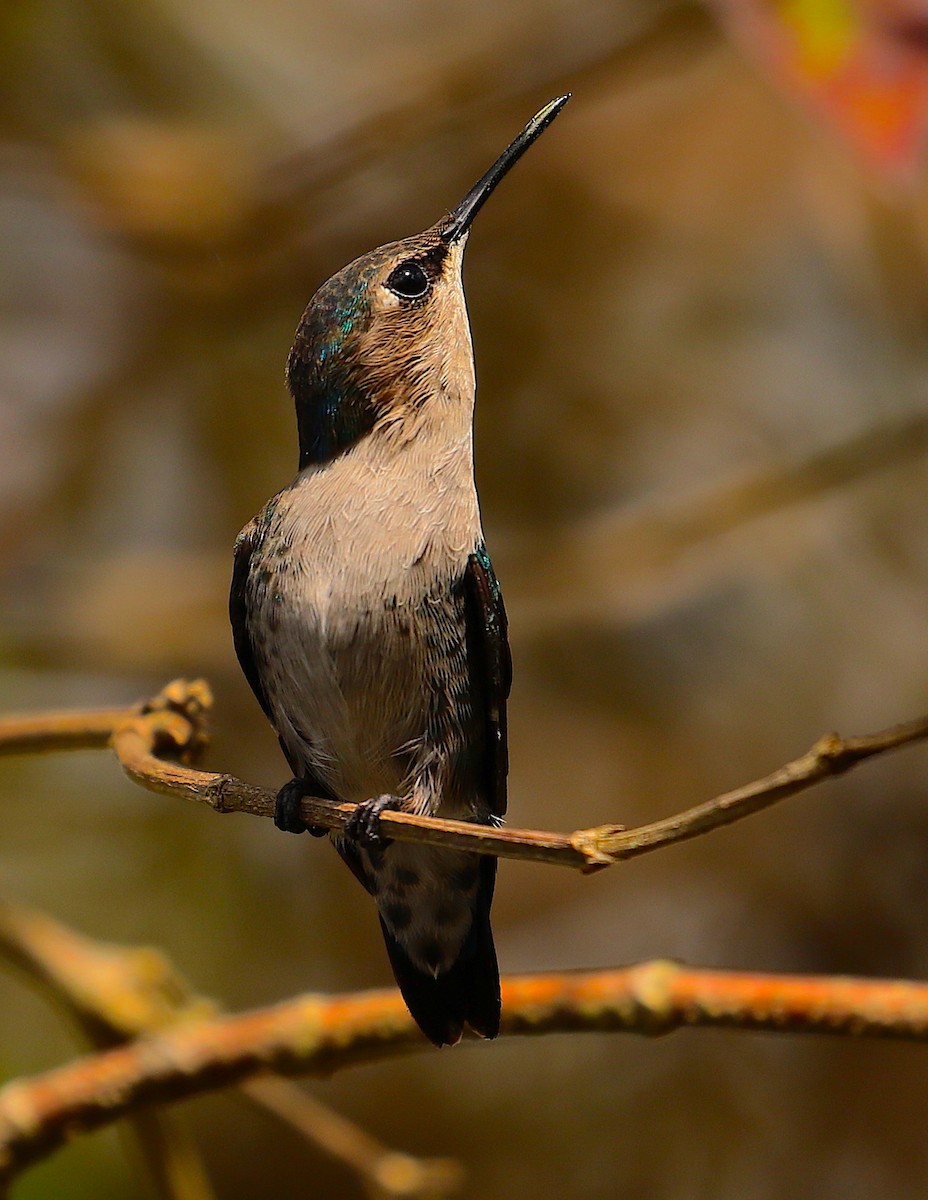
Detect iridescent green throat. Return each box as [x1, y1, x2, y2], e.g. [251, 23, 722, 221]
[287, 277, 375, 469]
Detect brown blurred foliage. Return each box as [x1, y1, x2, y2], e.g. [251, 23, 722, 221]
[2, 1, 928, 1197]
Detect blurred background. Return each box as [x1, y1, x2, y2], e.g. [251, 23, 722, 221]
[3, 0, 928, 1196]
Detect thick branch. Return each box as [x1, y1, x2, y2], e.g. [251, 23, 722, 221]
[2, 961, 928, 1181]
[0, 898, 459, 1199]
[2, 680, 927, 872]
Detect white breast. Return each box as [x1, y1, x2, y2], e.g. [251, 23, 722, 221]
[250, 422, 482, 805]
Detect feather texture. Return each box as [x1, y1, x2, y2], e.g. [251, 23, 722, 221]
[230, 216, 512, 1046]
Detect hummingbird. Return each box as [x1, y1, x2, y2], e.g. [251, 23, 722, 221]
[230, 95, 570, 1046]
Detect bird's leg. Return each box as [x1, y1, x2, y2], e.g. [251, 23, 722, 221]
[274, 778, 328, 837]
[345, 793, 401, 848]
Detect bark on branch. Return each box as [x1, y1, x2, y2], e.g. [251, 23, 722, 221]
[3, 683, 928, 1185]
[0, 899, 461, 1198]
[3, 679, 927, 873]
[3, 962, 928, 1181]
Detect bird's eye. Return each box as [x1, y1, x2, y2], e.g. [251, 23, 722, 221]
[386, 261, 430, 300]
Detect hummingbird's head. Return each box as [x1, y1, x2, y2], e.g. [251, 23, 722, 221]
[287, 95, 570, 471]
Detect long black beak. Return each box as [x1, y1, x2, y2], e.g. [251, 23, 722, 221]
[441, 94, 571, 244]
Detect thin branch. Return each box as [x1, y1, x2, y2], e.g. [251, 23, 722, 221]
[2, 680, 927, 872]
[240, 1078, 463, 1200]
[0, 897, 215, 1043]
[502, 408, 928, 634]
[124, 1112, 217, 1200]
[2, 960, 928, 1182]
[0, 707, 127, 756]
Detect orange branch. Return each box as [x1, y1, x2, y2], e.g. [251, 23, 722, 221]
[2, 962, 928, 1181]
[0, 897, 460, 1199]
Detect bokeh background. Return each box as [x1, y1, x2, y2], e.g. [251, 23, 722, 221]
[3, 1, 928, 1196]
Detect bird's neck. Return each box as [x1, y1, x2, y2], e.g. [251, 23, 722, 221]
[294, 340, 477, 473]
[289, 400, 482, 582]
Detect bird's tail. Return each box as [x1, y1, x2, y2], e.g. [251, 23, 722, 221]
[378, 855, 500, 1047]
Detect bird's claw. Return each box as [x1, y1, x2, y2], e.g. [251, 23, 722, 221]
[345, 793, 399, 847]
[274, 779, 327, 836]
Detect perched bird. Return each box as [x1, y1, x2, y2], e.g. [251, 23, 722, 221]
[230, 95, 570, 1046]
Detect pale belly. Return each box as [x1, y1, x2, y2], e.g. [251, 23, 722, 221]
[243, 438, 484, 817]
[255, 582, 434, 804]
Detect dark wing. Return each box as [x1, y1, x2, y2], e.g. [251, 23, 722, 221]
[463, 544, 512, 818]
[230, 525, 273, 720]
[231, 520, 335, 803]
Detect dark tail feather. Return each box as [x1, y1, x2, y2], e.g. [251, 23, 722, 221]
[379, 857, 500, 1047]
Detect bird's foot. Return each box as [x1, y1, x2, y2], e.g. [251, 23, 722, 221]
[345, 793, 401, 848]
[274, 778, 328, 837]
